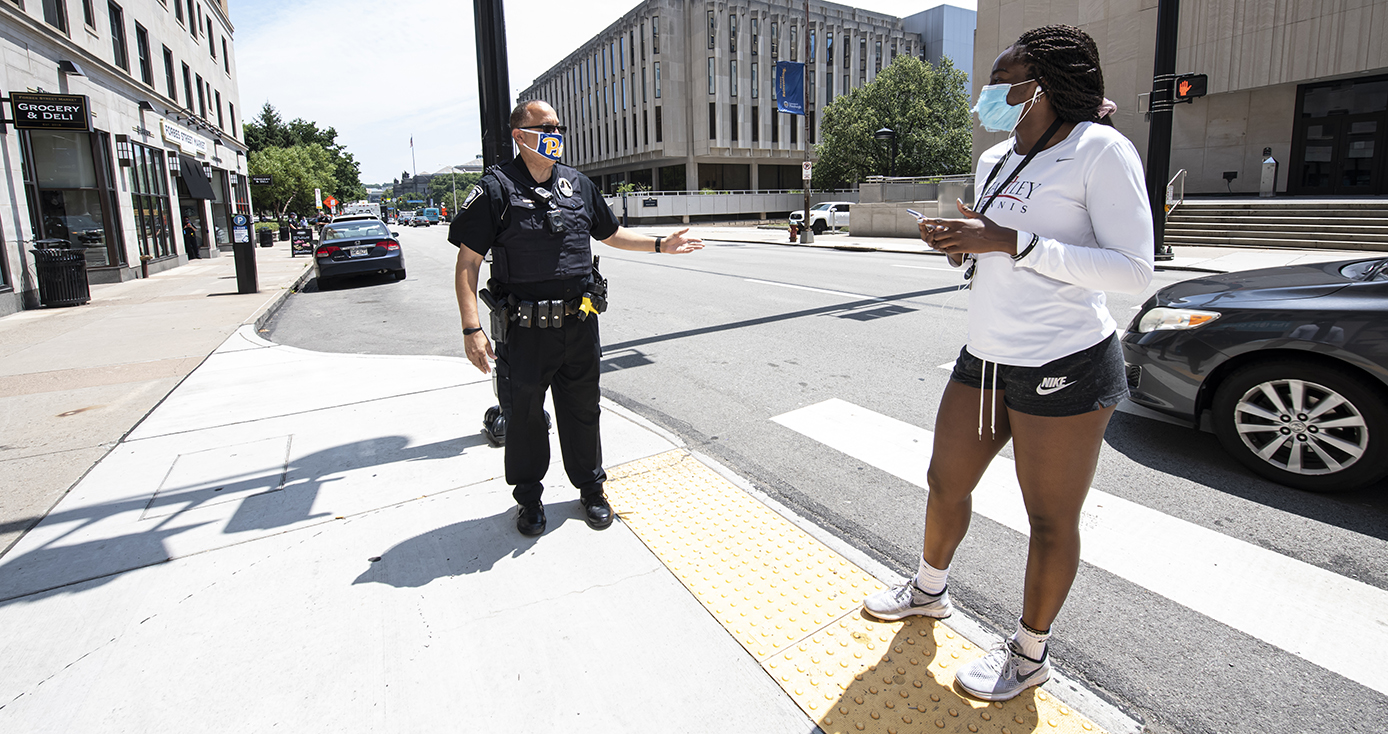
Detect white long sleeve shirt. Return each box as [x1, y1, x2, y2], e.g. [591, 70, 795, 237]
[962, 121, 1155, 366]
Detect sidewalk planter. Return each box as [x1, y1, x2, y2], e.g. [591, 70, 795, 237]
[31, 240, 91, 307]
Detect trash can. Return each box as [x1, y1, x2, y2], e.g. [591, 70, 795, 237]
[31, 239, 90, 307]
[278, 224, 290, 241]
[258, 227, 274, 247]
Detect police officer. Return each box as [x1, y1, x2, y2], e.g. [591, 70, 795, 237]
[450, 100, 703, 537]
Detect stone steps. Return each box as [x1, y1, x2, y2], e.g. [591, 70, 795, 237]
[1164, 199, 1388, 250]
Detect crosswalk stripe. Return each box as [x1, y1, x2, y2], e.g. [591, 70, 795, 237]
[771, 397, 1388, 696]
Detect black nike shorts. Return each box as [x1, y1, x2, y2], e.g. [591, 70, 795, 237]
[949, 333, 1128, 417]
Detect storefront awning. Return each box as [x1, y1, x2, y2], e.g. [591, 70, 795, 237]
[178, 154, 216, 200]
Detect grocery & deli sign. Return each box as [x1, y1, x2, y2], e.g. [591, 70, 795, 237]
[9, 92, 91, 131]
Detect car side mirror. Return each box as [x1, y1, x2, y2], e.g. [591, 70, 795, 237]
[391, 231, 400, 237]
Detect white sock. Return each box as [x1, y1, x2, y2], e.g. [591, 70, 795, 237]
[1010, 619, 1050, 662]
[912, 557, 949, 595]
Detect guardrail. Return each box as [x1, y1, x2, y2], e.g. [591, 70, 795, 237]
[1165, 169, 1187, 215]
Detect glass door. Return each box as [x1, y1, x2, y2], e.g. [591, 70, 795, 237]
[1291, 76, 1388, 195]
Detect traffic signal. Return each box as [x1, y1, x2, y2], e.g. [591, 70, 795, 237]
[1174, 74, 1208, 102]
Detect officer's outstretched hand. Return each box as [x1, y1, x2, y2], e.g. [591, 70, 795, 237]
[464, 331, 494, 374]
[661, 228, 705, 254]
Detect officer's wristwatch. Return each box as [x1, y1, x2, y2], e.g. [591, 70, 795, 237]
[463, 326, 484, 336]
[654, 236, 663, 253]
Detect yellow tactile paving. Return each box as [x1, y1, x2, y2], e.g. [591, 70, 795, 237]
[606, 449, 1106, 734]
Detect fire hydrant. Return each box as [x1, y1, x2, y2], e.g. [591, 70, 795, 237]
[788, 223, 799, 242]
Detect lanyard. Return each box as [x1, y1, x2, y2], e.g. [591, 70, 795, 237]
[975, 116, 1065, 217]
[962, 117, 1065, 283]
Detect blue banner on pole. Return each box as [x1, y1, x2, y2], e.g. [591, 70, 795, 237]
[775, 61, 805, 115]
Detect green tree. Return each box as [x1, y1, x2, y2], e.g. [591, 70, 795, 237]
[428, 172, 484, 212]
[248, 144, 338, 221]
[244, 103, 367, 203]
[813, 55, 972, 189]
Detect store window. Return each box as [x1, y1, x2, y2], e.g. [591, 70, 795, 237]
[209, 171, 231, 248]
[129, 141, 175, 259]
[21, 130, 124, 268]
[233, 174, 251, 216]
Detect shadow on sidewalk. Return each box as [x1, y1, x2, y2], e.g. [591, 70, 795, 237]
[351, 501, 590, 589]
[789, 611, 1044, 732]
[0, 433, 490, 605]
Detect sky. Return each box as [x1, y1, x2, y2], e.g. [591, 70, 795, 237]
[229, 0, 977, 186]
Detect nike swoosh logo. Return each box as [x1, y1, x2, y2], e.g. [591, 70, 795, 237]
[1055, 157, 1074, 162]
[1036, 382, 1073, 396]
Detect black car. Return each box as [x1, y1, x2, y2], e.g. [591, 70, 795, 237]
[1122, 257, 1388, 492]
[314, 219, 405, 288]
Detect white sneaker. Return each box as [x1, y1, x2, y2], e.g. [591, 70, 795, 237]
[955, 639, 1050, 701]
[862, 582, 953, 620]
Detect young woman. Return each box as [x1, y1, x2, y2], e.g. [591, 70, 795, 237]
[862, 25, 1154, 701]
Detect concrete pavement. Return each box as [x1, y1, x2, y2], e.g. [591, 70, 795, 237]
[0, 243, 312, 557]
[0, 227, 1379, 732]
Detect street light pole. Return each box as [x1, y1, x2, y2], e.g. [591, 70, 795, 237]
[801, 0, 812, 244]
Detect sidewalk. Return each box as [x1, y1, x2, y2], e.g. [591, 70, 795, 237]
[0, 324, 1134, 733]
[0, 243, 312, 557]
[0, 229, 1366, 731]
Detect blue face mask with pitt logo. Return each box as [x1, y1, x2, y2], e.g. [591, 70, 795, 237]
[521, 129, 564, 161]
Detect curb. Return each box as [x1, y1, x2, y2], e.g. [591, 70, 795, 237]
[249, 261, 315, 332]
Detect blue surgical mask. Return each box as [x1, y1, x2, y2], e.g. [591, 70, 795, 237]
[521, 129, 564, 161]
[972, 80, 1041, 133]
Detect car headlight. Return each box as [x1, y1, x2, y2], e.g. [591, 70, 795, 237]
[1136, 307, 1221, 333]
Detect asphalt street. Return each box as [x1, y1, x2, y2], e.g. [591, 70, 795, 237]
[265, 224, 1388, 734]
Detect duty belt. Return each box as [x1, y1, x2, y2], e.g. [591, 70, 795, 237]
[506, 294, 584, 329]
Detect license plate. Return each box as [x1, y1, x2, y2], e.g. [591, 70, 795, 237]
[350, 246, 369, 257]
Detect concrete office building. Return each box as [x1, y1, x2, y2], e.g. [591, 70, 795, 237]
[518, 0, 935, 193]
[1, 0, 251, 316]
[904, 3, 975, 91]
[973, 0, 1388, 197]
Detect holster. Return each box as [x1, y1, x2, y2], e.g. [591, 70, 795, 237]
[478, 286, 509, 344]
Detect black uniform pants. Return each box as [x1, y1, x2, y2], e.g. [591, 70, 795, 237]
[495, 313, 605, 505]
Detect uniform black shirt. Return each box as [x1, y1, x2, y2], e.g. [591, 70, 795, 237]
[447, 159, 620, 258]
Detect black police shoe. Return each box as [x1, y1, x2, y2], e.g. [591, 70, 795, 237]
[581, 495, 614, 530]
[516, 502, 546, 536]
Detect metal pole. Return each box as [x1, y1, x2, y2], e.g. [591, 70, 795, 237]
[474, 0, 515, 168]
[1145, 0, 1180, 261]
[801, 0, 813, 244]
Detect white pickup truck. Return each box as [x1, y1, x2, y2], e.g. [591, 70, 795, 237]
[789, 201, 852, 234]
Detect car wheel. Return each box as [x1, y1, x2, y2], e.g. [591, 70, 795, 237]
[1212, 359, 1388, 492]
[394, 269, 406, 281]
[812, 220, 827, 235]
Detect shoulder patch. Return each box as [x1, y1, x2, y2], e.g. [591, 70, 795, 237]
[557, 178, 574, 198]
[462, 185, 483, 210]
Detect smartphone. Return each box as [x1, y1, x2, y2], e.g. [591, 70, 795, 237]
[905, 208, 927, 221]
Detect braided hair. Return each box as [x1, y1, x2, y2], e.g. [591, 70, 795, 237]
[1014, 25, 1106, 124]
